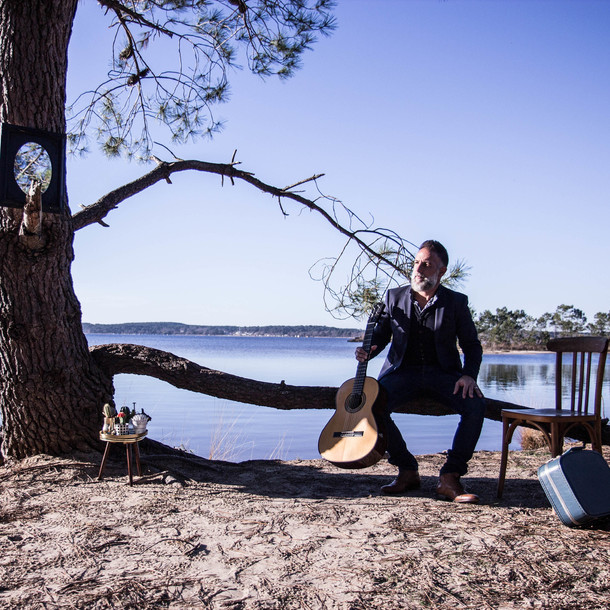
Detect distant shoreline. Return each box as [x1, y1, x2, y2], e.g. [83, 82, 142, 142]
[82, 322, 363, 339]
[484, 349, 548, 355]
[83, 323, 552, 352]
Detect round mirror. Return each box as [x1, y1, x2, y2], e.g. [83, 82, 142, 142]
[13, 142, 52, 194]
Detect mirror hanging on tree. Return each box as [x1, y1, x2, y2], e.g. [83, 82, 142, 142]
[0, 122, 66, 214]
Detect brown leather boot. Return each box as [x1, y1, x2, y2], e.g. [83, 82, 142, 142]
[381, 470, 421, 495]
[436, 473, 479, 504]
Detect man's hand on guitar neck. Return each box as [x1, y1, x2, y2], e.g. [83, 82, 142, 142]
[355, 346, 378, 363]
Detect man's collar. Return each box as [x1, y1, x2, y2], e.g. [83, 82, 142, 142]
[410, 286, 440, 312]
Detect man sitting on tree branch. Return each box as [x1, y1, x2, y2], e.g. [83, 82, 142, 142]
[356, 240, 485, 503]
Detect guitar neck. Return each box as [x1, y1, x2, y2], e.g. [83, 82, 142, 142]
[352, 361, 368, 395]
[352, 317, 377, 395]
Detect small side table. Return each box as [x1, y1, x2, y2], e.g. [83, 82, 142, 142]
[98, 431, 147, 486]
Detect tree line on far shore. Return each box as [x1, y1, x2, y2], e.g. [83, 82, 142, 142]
[83, 303, 608, 350]
[82, 322, 362, 338]
[474, 304, 609, 350]
[83, 305, 610, 350]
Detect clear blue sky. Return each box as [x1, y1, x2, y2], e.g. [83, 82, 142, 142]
[66, 0, 610, 328]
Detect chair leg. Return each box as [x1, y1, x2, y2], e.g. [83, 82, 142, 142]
[593, 421, 603, 454]
[550, 422, 563, 457]
[497, 417, 511, 499]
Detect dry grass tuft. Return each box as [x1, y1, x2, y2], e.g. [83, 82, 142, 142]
[519, 426, 549, 450]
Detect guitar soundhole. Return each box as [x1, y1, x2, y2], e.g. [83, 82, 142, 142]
[345, 392, 364, 413]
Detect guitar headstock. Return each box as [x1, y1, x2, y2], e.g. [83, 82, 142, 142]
[369, 302, 384, 325]
[358, 301, 385, 365]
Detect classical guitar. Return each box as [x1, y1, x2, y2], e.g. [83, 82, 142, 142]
[318, 302, 387, 469]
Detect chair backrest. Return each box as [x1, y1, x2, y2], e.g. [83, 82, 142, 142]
[546, 336, 609, 416]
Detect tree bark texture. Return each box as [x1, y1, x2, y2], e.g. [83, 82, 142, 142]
[90, 343, 610, 447]
[0, 1, 114, 457]
[0, 0, 75, 131]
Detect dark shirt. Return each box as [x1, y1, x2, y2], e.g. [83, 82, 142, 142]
[403, 293, 440, 367]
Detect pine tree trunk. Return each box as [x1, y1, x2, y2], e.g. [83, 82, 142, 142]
[0, 0, 114, 458]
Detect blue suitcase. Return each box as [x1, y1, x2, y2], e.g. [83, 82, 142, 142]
[537, 446, 610, 527]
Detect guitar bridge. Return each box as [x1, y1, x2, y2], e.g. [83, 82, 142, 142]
[333, 431, 364, 438]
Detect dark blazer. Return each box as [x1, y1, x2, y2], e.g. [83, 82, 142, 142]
[370, 284, 482, 380]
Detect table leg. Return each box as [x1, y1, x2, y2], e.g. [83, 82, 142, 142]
[134, 442, 142, 477]
[126, 444, 133, 486]
[98, 441, 112, 480]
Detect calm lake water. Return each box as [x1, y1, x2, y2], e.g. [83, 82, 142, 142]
[86, 334, 610, 462]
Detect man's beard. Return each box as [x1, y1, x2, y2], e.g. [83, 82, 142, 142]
[411, 272, 439, 292]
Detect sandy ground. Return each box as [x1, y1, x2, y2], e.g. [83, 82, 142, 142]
[0, 445, 609, 609]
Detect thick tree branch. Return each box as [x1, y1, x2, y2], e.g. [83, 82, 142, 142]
[71, 157, 406, 279]
[89, 343, 610, 446]
[90, 343, 336, 410]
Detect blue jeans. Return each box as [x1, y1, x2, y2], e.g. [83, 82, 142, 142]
[379, 365, 486, 476]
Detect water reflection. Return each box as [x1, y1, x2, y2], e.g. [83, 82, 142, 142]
[478, 353, 608, 408]
[479, 363, 553, 391]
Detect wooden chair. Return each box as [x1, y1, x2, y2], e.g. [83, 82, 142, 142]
[497, 336, 609, 498]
